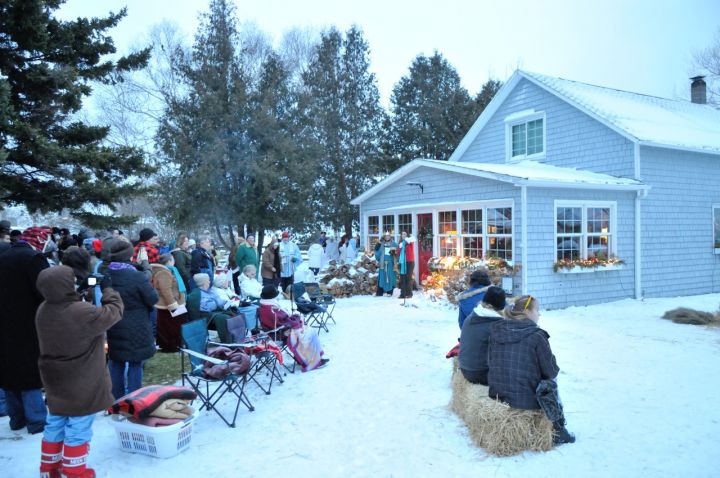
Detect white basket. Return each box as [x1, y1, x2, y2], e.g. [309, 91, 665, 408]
[111, 411, 198, 458]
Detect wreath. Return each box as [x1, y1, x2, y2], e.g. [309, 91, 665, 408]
[417, 225, 433, 249]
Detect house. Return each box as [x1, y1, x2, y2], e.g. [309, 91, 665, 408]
[351, 71, 720, 308]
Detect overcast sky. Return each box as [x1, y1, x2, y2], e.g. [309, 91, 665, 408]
[56, 0, 719, 106]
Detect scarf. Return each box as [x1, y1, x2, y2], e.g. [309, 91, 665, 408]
[399, 240, 407, 275]
[108, 262, 137, 271]
[168, 265, 186, 294]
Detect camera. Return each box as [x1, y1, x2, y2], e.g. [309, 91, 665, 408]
[87, 273, 104, 287]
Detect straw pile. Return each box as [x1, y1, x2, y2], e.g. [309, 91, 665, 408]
[661, 307, 719, 325]
[450, 359, 553, 456]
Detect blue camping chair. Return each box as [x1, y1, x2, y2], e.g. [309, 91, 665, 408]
[292, 282, 330, 334]
[180, 319, 254, 427]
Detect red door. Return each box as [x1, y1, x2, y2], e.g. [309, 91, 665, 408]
[416, 213, 434, 282]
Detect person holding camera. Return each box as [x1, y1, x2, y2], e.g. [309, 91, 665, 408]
[35, 265, 123, 478]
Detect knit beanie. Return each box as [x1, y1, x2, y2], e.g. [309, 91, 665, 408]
[139, 228, 156, 242]
[106, 237, 134, 262]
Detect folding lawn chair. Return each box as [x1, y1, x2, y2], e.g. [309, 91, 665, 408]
[292, 282, 330, 334]
[303, 282, 336, 326]
[222, 315, 284, 395]
[258, 303, 298, 374]
[180, 319, 254, 428]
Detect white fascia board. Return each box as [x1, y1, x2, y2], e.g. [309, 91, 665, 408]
[637, 140, 720, 157]
[448, 72, 524, 163]
[518, 179, 650, 192]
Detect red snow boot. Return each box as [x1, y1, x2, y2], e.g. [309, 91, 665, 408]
[60, 443, 96, 478]
[40, 440, 63, 478]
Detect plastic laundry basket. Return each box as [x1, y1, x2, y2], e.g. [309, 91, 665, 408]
[111, 411, 198, 458]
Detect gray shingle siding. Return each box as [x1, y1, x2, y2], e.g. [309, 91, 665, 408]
[361, 168, 518, 212]
[639, 146, 720, 298]
[460, 78, 636, 178]
[524, 187, 636, 309]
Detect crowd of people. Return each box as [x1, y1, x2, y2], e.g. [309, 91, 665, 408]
[0, 222, 331, 477]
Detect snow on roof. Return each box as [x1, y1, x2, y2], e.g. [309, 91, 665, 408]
[351, 158, 646, 204]
[523, 71, 720, 154]
[442, 159, 644, 187]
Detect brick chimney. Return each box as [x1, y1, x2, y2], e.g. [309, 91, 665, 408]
[690, 76, 706, 104]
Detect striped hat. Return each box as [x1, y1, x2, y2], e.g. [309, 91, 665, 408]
[21, 226, 51, 251]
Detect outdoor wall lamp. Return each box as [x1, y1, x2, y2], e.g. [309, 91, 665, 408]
[406, 181, 424, 194]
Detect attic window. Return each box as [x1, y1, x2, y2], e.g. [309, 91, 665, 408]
[506, 112, 545, 161]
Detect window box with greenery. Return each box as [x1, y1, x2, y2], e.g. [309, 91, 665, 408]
[553, 255, 625, 273]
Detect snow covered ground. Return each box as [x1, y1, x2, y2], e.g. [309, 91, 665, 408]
[2, 292, 720, 478]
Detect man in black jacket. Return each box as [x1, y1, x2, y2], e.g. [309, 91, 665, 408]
[0, 228, 50, 433]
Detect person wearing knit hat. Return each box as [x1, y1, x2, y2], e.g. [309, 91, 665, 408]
[106, 237, 134, 262]
[0, 225, 50, 434]
[132, 228, 159, 265]
[104, 237, 158, 400]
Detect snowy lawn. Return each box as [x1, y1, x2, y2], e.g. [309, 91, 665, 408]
[2, 293, 720, 478]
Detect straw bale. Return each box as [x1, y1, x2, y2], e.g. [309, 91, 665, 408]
[661, 307, 718, 325]
[450, 359, 553, 456]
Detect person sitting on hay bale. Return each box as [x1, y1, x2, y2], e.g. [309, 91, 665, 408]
[456, 269, 491, 329]
[488, 295, 575, 445]
[458, 286, 506, 385]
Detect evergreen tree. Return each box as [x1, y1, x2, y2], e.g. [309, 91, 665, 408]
[301, 26, 386, 236]
[156, 0, 249, 244]
[388, 52, 474, 165]
[472, 78, 503, 118]
[0, 0, 152, 226]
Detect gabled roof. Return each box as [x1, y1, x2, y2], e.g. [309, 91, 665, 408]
[350, 159, 647, 205]
[449, 70, 720, 162]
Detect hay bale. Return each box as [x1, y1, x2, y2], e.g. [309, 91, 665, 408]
[450, 359, 553, 456]
[662, 307, 717, 325]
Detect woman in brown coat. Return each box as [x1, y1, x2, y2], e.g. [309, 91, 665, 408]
[151, 253, 187, 352]
[261, 235, 280, 287]
[35, 265, 123, 478]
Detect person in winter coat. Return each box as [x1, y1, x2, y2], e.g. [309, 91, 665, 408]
[261, 235, 280, 287]
[60, 245, 92, 290]
[458, 286, 506, 385]
[258, 285, 329, 372]
[346, 236, 358, 264]
[488, 295, 575, 445]
[151, 254, 187, 352]
[132, 227, 160, 266]
[397, 231, 416, 299]
[35, 265, 123, 478]
[171, 233, 192, 291]
[456, 269, 491, 328]
[0, 228, 50, 434]
[239, 264, 263, 299]
[323, 236, 339, 264]
[374, 233, 397, 296]
[278, 231, 301, 293]
[234, 234, 259, 280]
[338, 235, 348, 264]
[190, 235, 215, 290]
[307, 242, 324, 275]
[104, 238, 159, 399]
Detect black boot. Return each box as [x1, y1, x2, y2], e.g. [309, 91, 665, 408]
[552, 420, 576, 445]
[375, 287, 384, 297]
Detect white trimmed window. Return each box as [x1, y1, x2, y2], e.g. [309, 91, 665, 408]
[714, 205, 720, 252]
[398, 213, 412, 236]
[462, 209, 483, 259]
[367, 216, 379, 249]
[382, 215, 395, 237]
[506, 111, 545, 161]
[487, 207, 513, 260]
[438, 210, 458, 256]
[555, 201, 616, 261]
